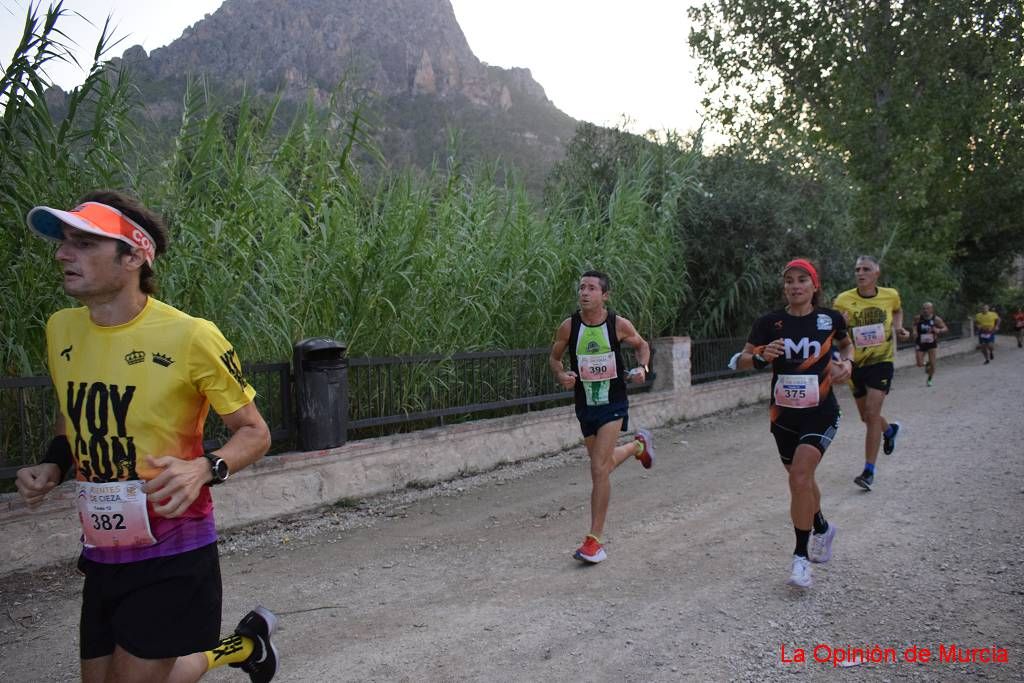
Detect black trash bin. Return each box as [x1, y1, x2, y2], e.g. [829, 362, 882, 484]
[293, 338, 348, 450]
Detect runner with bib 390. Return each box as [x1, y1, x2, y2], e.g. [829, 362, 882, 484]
[833, 255, 910, 492]
[14, 190, 279, 683]
[549, 271, 653, 564]
[733, 259, 853, 589]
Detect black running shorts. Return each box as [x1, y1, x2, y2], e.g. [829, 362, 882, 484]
[575, 400, 629, 438]
[916, 342, 937, 352]
[79, 542, 222, 660]
[849, 361, 894, 398]
[771, 406, 840, 466]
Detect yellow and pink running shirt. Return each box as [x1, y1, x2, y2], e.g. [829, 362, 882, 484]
[46, 297, 256, 564]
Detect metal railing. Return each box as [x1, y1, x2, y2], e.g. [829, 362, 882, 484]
[348, 346, 654, 432]
[2, 347, 654, 476]
[0, 376, 54, 479]
[691, 337, 752, 384]
[202, 362, 293, 450]
[6, 318, 976, 478]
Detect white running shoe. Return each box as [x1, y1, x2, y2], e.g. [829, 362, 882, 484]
[786, 555, 812, 588]
[808, 524, 837, 564]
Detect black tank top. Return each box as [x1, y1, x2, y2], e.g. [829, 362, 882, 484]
[568, 310, 628, 409]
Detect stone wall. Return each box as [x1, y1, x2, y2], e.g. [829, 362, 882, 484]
[0, 332, 981, 575]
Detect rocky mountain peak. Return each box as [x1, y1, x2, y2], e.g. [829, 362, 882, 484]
[104, 0, 577, 189]
[128, 0, 553, 112]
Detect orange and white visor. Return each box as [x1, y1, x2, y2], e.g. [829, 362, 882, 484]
[27, 201, 156, 266]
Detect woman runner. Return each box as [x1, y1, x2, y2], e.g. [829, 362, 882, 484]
[731, 259, 854, 588]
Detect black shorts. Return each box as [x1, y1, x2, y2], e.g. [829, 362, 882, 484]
[771, 406, 840, 465]
[850, 361, 894, 398]
[575, 400, 629, 438]
[916, 342, 937, 352]
[79, 542, 222, 660]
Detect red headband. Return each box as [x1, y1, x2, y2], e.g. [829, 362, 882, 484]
[783, 259, 820, 289]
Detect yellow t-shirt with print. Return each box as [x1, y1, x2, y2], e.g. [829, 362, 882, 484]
[833, 286, 902, 366]
[45, 297, 256, 488]
[974, 311, 999, 332]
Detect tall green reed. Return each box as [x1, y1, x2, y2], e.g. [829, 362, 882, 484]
[1, 2, 136, 374]
[144, 80, 698, 366]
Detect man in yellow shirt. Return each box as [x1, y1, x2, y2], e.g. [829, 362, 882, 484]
[15, 190, 278, 682]
[833, 256, 910, 491]
[974, 304, 1001, 363]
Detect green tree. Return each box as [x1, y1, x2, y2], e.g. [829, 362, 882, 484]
[545, 123, 859, 337]
[689, 0, 1024, 306]
[682, 143, 857, 336]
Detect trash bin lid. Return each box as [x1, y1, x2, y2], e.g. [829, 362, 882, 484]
[294, 337, 347, 354]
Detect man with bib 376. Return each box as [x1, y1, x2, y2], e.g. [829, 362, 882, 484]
[549, 271, 654, 564]
[833, 255, 910, 492]
[14, 190, 279, 683]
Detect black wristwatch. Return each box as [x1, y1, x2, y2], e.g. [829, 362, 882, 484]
[752, 354, 769, 369]
[202, 452, 229, 486]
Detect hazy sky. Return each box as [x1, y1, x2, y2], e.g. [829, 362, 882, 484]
[0, 0, 707, 135]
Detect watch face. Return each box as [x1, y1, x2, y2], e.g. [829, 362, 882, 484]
[206, 454, 228, 483]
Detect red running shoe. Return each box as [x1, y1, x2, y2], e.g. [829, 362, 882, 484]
[573, 534, 607, 563]
[635, 429, 655, 469]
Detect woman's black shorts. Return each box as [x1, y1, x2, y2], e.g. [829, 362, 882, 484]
[771, 405, 841, 466]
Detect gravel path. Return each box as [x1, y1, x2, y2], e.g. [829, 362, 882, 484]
[2, 350, 1022, 681]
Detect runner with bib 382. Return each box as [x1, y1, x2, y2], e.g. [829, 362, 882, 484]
[14, 190, 279, 683]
